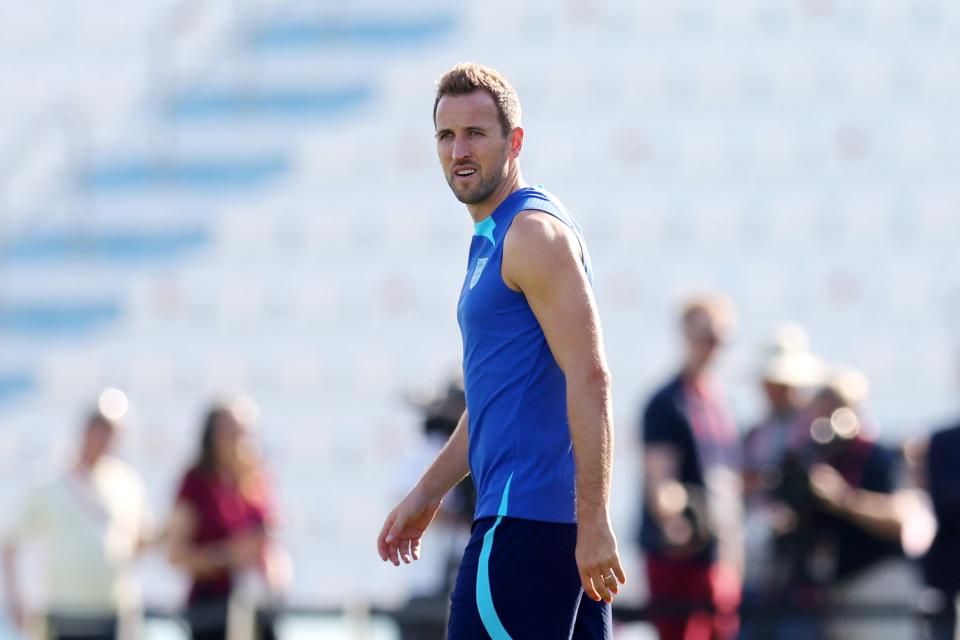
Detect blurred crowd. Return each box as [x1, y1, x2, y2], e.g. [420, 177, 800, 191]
[397, 292, 960, 640]
[4, 293, 960, 640]
[2, 396, 287, 640]
[637, 294, 957, 640]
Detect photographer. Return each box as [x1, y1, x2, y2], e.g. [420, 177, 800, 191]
[768, 369, 917, 640]
[392, 373, 474, 640]
[740, 326, 823, 639]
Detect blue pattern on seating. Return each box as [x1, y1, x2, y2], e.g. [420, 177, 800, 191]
[80, 156, 289, 191]
[169, 86, 372, 119]
[0, 301, 121, 334]
[3, 228, 208, 262]
[0, 372, 33, 406]
[248, 14, 455, 49]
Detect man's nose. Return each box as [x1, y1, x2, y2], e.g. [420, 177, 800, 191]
[451, 135, 471, 161]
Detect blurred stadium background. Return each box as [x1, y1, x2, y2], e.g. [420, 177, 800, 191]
[0, 0, 958, 637]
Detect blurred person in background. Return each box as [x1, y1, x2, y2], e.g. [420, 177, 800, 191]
[739, 325, 823, 639]
[773, 369, 917, 640]
[2, 404, 152, 640]
[402, 372, 474, 597]
[395, 373, 474, 640]
[167, 400, 288, 640]
[639, 294, 742, 640]
[378, 62, 625, 639]
[910, 360, 960, 640]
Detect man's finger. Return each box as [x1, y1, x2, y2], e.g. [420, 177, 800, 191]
[400, 538, 413, 564]
[377, 514, 396, 561]
[411, 537, 422, 561]
[612, 558, 627, 585]
[385, 533, 401, 566]
[580, 570, 600, 602]
[384, 512, 410, 566]
[592, 572, 614, 603]
[602, 570, 620, 595]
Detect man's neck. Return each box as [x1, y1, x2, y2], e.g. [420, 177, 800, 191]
[73, 457, 99, 476]
[682, 366, 710, 388]
[466, 167, 526, 223]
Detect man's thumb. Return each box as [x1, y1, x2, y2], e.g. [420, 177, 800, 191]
[386, 513, 407, 543]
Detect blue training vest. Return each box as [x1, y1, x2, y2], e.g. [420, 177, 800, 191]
[457, 185, 594, 524]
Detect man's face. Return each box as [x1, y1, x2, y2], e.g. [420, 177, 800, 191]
[82, 420, 115, 463]
[435, 91, 513, 205]
[762, 380, 796, 412]
[684, 310, 729, 372]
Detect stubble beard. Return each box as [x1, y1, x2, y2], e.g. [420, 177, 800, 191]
[447, 148, 510, 206]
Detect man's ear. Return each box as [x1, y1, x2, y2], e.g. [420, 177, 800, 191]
[509, 127, 524, 158]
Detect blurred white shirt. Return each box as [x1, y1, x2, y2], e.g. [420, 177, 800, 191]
[11, 456, 150, 614]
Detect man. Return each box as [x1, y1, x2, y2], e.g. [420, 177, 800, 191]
[376, 63, 625, 638]
[791, 369, 914, 640]
[639, 295, 741, 640]
[740, 324, 823, 640]
[919, 420, 960, 640]
[909, 361, 960, 640]
[3, 406, 152, 640]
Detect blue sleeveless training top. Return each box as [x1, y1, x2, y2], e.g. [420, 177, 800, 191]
[457, 186, 594, 524]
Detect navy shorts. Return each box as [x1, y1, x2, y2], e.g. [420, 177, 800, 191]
[448, 516, 612, 639]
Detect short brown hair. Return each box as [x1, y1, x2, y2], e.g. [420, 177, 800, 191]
[433, 63, 521, 137]
[681, 293, 737, 336]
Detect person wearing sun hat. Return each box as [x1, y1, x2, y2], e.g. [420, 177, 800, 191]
[743, 324, 825, 486]
[740, 325, 825, 639]
[801, 366, 919, 640]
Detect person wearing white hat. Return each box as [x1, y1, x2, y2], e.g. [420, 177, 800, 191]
[743, 324, 824, 486]
[746, 360, 917, 640]
[801, 370, 920, 640]
[740, 325, 825, 640]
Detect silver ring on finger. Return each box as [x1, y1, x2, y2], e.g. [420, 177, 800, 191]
[603, 573, 617, 583]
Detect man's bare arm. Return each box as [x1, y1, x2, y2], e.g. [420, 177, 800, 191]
[644, 444, 684, 529]
[503, 210, 625, 603]
[810, 463, 903, 542]
[377, 410, 470, 566]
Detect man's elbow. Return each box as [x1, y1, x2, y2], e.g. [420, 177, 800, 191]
[568, 364, 612, 392]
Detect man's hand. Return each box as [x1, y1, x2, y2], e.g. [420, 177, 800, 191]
[810, 463, 851, 513]
[377, 489, 443, 567]
[575, 517, 626, 604]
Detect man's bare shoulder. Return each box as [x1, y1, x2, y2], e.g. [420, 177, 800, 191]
[509, 210, 574, 242]
[505, 210, 580, 261]
[502, 210, 583, 291]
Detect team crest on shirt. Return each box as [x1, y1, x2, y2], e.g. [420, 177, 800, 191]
[469, 257, 489, 289]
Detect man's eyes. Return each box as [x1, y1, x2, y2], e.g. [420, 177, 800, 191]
[437, 130, 485, 140]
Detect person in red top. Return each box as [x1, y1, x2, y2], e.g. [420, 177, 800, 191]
[167, 399, 287, 640]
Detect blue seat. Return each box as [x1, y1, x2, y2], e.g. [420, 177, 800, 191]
[80, 156, 289, 191]
[168, 86, 372, 120]
[247, 14, 455, 49]
[3, 228, 208, 263]
[0, 300, 121, 335]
